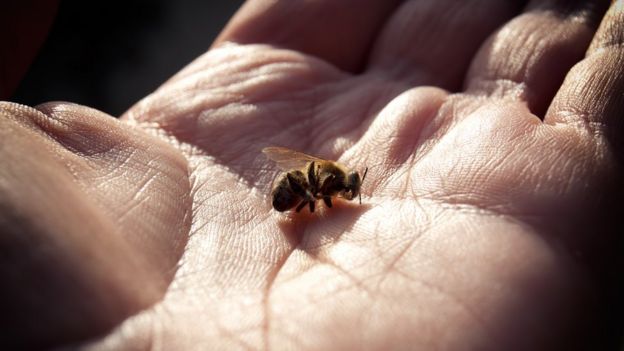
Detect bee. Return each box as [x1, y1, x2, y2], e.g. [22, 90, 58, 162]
[262, 146, 368, 213]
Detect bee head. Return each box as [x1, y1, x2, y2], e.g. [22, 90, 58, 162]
[344, 167, 368, 204]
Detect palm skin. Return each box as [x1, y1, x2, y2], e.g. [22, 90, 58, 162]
[1, 1, 623, 350]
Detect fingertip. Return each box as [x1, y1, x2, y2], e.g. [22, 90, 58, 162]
[216, 0, 402, 72]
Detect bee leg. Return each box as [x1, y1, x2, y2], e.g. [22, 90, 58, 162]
[296, 201, 307, 212]
[308, 161, 318, 192]
[319, 174, 335, 194]
[309, 200, 315, 213]
[323, 196, 332, 208]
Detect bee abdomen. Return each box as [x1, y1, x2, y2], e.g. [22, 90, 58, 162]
[271, 174, 300, 212]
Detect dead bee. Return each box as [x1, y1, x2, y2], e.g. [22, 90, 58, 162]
[262, 146, 368, 213]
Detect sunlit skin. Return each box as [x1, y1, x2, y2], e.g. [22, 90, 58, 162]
[1, 1, 623, 350]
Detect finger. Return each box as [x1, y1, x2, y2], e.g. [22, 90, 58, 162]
[545, 1, 624, 136]
[215, 0, 403, 73]
[367, 0, 525, 90]
[465, 0, 611, 117]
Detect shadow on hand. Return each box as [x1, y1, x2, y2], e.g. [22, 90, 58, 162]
[277, 200, 372, 251]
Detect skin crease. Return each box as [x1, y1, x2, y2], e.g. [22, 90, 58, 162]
[1, 0, 623, 350]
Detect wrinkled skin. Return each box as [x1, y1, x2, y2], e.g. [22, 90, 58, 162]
[1, 1, 623, 350]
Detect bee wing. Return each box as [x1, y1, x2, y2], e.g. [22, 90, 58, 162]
[262, 146, 325, 171]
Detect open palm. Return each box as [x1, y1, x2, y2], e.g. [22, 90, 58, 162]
[2, 1, 623, 350]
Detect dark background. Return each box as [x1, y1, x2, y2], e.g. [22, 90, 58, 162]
[11, 0, 245, 116]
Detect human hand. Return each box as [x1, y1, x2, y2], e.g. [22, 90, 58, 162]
[1, 1, 623, 350]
